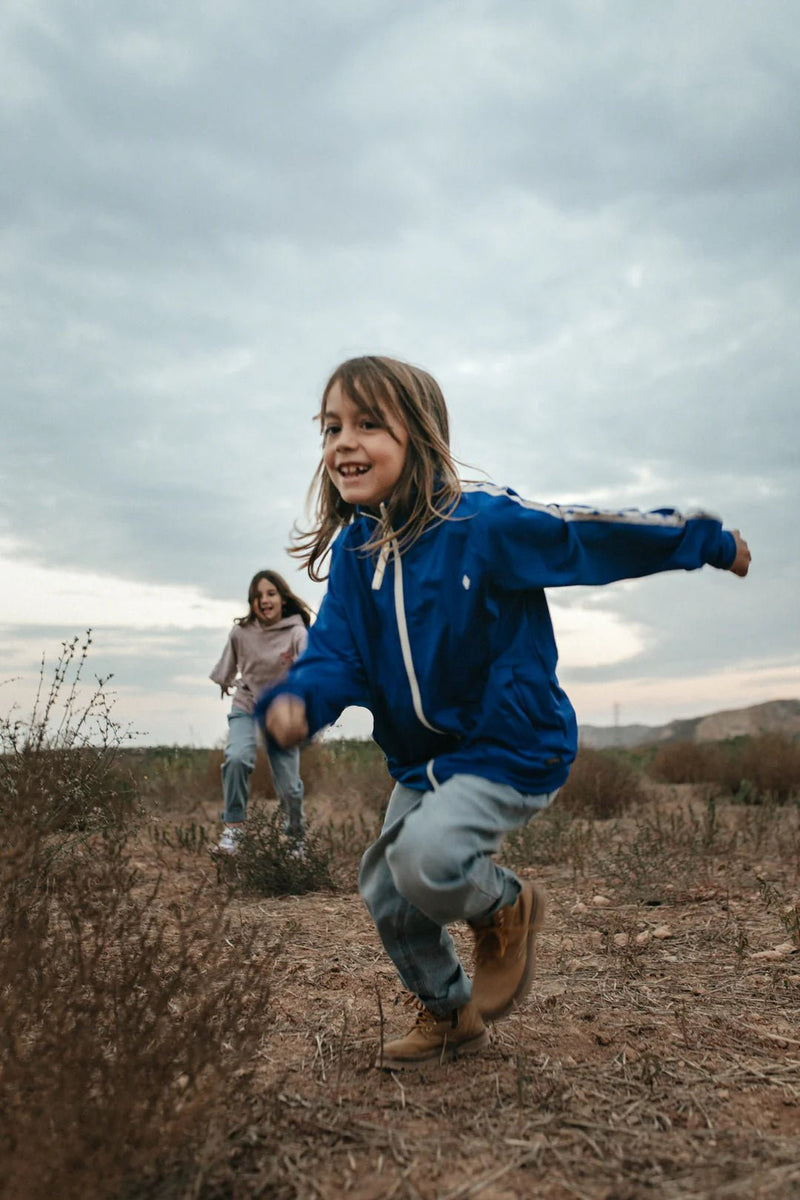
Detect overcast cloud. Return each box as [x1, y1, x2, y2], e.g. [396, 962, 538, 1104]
[2, 0, 798, 746]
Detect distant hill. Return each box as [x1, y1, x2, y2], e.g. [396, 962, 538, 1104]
[579, 698, 800, 750]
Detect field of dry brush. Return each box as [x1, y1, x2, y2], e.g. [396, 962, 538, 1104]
[2, 650, 799, 1200]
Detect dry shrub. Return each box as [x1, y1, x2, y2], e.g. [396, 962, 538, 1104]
[649, 740, 737, 789]
[219, 806, 334, 895]
[218, 741, 390, 894]
[737, 733, 800, 804]
[1, 634, 136, 833]
[1, 827, 272, 1200]
[649, 734, 800, 803]
[554, 748, 647, 820]
[0, 637, 275, 1200]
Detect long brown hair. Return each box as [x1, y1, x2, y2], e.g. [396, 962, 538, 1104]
[236, 569, 313, 627]
[291, 356, 462, 580]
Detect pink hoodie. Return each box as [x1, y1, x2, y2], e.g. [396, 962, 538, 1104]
[210, 614, 308, 715]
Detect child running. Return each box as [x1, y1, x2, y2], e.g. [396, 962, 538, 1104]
[210, 569, 312, 854]
[254, 355, 751, 1070]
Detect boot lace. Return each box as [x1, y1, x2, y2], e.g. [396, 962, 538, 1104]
[399, 994, 449, 1031]
[472, 909, 510, 965]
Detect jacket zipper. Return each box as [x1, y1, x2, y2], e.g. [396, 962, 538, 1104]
[390, 538, 443, 735]
[371, 509, 444, 786]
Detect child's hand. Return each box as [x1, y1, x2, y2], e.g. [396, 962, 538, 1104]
[728, 530, 751, 578]
[266, 696, 309, 748]
[219, 685, 230, 699]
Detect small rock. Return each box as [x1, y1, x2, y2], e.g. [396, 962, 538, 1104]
[752, 943, 795, 961]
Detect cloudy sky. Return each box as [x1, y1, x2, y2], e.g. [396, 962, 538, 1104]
[2, 0, 798, 748]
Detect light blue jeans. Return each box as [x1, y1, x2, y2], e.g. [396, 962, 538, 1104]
[358, 773, 557, 1017]
[221, 708, 305, 837]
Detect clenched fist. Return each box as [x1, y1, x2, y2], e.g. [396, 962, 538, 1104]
[266, 695, 309, 748]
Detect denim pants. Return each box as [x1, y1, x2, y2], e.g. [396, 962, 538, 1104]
[221, 708, 305, 836]
[358, 773, 556, 1017]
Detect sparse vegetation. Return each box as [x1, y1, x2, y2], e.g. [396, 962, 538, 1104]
[553, 745, 648, 818]
[0, 633, 136, 836]
[216, 806, 335, 896]
[649, 732, 800, 804]
[0, 642, 272, 1200]
[3, 643, 800, 1198]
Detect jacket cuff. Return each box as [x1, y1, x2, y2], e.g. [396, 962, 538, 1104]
[709, 530, 737, 570]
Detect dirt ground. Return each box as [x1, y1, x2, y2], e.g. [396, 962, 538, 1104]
[139, 785, 800, 1200]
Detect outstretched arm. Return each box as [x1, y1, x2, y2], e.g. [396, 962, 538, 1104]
[483, 490, 748, 588]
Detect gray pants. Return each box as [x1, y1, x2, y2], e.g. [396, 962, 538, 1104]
[358, 774, 556, 1016]
[221, 708, 305, 836]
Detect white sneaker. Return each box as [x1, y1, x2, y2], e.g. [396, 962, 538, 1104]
[215, 826, 244, 854]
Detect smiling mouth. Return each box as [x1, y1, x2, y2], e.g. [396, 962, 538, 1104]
[338, 465, 370, 477]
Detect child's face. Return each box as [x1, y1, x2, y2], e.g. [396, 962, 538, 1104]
[322, 382, 409, 508]
[252, 579, 283, 625]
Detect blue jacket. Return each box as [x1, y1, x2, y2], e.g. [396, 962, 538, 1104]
[255, 483, 737, 795]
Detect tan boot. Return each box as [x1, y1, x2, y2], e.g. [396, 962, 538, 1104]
[470, 881, 545, 1021]
[378, 999, 489, 1071]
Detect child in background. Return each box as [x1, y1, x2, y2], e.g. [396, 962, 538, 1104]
[210, 569, 312, 854]
[255, 355, 751, 1069]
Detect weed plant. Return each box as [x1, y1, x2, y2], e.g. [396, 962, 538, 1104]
[500, 748, 646, 876]
[503, 804, 597, 880]
[148, 818, 210, 854]
[1, 830, 271, 1200]
[318, 808, 383, 884]
[597, 790, 800, 904]
[0, 638, 274, 1200]
[756, 875, 800, 948]
[0, 633, 136, 835]
[220, 806, 335, 895]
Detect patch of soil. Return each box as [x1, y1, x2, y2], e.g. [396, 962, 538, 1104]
[139, 787, 800, 1200]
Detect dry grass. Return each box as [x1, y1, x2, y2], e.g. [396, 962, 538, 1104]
[650, 734, 800, 805]
[122, 777, 800, 1200]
